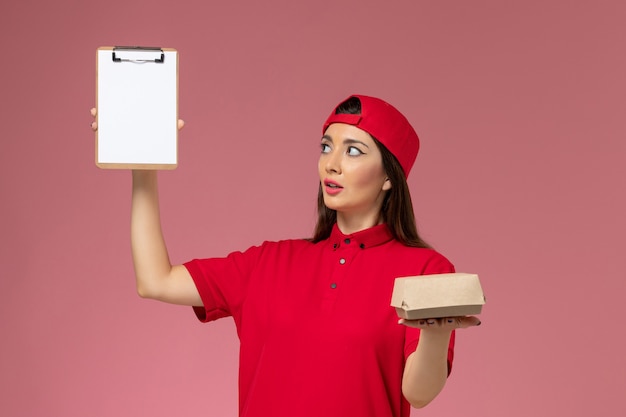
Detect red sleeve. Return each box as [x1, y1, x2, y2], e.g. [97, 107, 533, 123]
[403, 250, 456, 375]
[184, 244, 264, 324]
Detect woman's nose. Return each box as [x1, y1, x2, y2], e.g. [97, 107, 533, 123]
[324, 150, 341, 174]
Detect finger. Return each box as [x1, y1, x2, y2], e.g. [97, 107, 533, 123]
[440, 316, 481, 329]
[399, 316, 481, 330]
[177, 119, 185, 130]
[91, 121, 98, 131]
[443, 317, 460, 328]
[397, 318, 441, 329]
[398, 318, 413, 327]
[90, 108, 97, 117]
[456, 316, 481, 328]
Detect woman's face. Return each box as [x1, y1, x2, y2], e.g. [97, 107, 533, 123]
[318, 123, 391, 221]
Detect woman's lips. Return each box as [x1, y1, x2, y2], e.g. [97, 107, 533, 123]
[324, 179, 343, 195]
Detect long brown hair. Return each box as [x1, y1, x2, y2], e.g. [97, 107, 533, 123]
[311, 97, 431, 248]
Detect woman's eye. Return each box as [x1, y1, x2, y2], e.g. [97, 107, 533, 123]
[347, 146, 363, 156]
[321, 143, 331, 153]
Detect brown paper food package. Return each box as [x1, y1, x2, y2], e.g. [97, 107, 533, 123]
[391, 273, 486, 320]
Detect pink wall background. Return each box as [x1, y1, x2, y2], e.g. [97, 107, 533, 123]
[1, 1, 625, 416]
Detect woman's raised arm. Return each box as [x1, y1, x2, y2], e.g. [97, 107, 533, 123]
[130, 170, 202, 306]
[91, 108, 201, 306]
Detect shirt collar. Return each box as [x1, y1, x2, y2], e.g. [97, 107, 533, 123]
[329, 223, 393, 250]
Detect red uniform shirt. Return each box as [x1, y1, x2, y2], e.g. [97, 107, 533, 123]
[184, 224, 455, 417]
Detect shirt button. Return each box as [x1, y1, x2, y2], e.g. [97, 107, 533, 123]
[339, 258, 346, 265]
[330, 283, 337, 289]
[359, 243, 365, 249]
[344, 239, 351, 244]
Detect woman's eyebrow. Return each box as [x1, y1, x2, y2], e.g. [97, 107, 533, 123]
[321, 135, 370, 148]
[343, 138, 370, 148]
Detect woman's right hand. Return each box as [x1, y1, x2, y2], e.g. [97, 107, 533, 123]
[90, 108, 185, 131]
[90, 108, 97, 131]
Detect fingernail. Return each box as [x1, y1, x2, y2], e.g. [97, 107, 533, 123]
[476, 321, 482, 326]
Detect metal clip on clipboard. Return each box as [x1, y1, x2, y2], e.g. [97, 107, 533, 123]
[112, 46, 165, 63]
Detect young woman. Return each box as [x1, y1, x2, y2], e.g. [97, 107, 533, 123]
[92, 95, 480, 417]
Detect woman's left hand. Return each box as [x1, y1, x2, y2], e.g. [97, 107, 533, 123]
[398, 316, 481, 331]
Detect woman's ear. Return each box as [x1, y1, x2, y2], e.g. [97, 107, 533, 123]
[382, 178, 392, 191]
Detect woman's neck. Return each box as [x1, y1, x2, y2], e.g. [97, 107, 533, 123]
[336, 211, 384, 235]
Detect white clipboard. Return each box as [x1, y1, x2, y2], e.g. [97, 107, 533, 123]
[95, 46, 178, 169]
